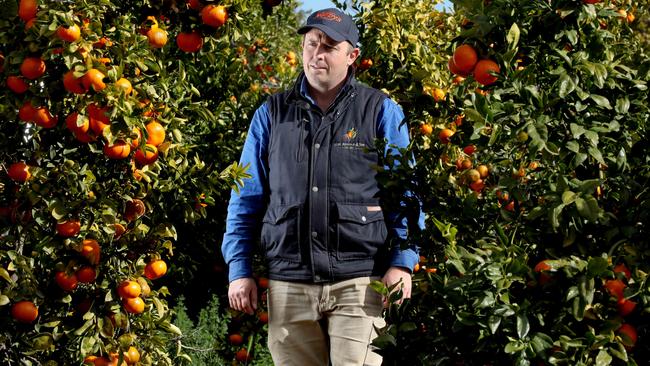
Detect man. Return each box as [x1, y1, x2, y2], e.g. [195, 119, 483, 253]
[221, 8, 421, 366]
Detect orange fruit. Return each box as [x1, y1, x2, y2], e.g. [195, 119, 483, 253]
[617, 298, 636, 317]
[65, 112, 90, 134]
[117, 280, 141, 298]
[80, 238, 101, 265]
[144, 259, 167, 280]
[18, 0, 38, 22]
[432, 88, 445, 102]
[473, 59, 500, 86]
[130, 127, 142, 148]
[582, 0, 601, 3]
[258, 311, 269, 324]
[463, 145, 476, 155]
[358, 58, 373, 70]
[93, 37, 113, 49]
[63, 71, 87, 94]
[187, 0, 203, 10]
[82, 69, 106, 92]
[469, 179, 485, 192]
[11, 300, 38, 323]
[235, 348, 251, 362]
[56, 24, 81, 42]
[19, 101, 37, 122]
[617, 323, 637, 348]
[228, 333, 243, 345]
[104, 140, 131, 159]
[448, 57, 468, 77]
[534, 260, 551, 272]
[7, 162, 31, 182]
[466, 169, 481, 182]
[604, 279, 626, 300]
[55, 271, 79, 292]
[176, 31, 203, 52]
[124, 198, 145, 222]
[56, 219, 81, 237]
[33, 106, 58, 128]
[504, 201, 515, 212]
[88, 103, 111, 134]
[20, 57, 46, 80]
[113, 223, 126, 238]
[419, 123, 433, 136]
[123, 297, 145, 314]
[452, 75, 465, 84]
[626, 12, 635, 23]
[83, 356, 111, 366]
[613, 263, 631, 280]
[24, 18, 36, 30]
[477, 165, 489, 178]
[114, 78, 132, 95]
[123, 346, 140, 364]
[145, 121, 165, 146]
[134, 144, 159, 166]
[201, 5, 228, 28]
[74, 130, 95, 143]
[147, 27, 168, 48]
[438, 128, 454, 144]
[76, 266, 97, 283]
[7, 76, 29, 93]
[257, 277, 269, 289]
[452, 45, 477, 75]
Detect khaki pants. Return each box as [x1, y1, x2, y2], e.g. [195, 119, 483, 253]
[267, 277, 385, 366]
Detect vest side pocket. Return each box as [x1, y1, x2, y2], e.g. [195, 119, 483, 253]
[335, 202, 387, 260]
[261, 203, 302, 262]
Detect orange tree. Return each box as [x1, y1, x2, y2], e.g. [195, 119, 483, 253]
[1, 0, 299, 364]
[351, 0, 650, 364]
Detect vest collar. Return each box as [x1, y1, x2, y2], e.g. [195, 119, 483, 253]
[286, 67, 357, 113]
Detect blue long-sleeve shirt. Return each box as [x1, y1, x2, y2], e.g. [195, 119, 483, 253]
[221, 85, 422, 282]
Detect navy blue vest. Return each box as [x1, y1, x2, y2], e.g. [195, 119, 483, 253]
[262, 72, 390, 282]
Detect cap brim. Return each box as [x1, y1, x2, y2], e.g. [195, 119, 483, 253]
[297, 24, 347, 43]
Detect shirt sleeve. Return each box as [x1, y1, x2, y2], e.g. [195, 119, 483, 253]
[376, 98, 424, 273]
[221, 103, 270, 282]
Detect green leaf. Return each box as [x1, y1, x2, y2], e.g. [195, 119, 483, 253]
[561, 191, 577, 204]
[596, 349, 613, 366]
[558, 73, 576, 98]
[507, 23, 520, 49]
[590, 95, 612, 109]
[398, 322, 418, 333]
[588, 146, 605, 165]
[0, 268, 12, 283]
[369, 280, 388, 296]
[516, 313, 530, 338]
[489, 315, 501, 334]
[570, 123, 585, 138]
[372, 333, 396, 348]
[615, 97, 630, 114]
[0, 295, 9, 306]
[587, 257, 609, 278]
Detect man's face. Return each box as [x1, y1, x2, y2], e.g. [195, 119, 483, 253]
[302, 28, 359, 92]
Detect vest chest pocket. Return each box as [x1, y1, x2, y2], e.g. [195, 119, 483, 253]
[335, 203, 387, 260]
[261, 204, 302, 262]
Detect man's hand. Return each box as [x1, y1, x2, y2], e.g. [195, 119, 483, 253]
[381, 266, 412, 307]
[228, 277, 258, 315]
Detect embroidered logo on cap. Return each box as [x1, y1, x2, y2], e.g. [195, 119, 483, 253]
[315, 11, 342, 22]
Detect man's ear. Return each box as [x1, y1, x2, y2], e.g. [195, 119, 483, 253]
[348, 48, 360, 66]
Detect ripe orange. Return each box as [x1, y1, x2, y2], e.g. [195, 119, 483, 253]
[76, 266, 97, 283]
[65, 112, 90, 134]
[187, 0, 203, 10]
[258, 311, 269, 324]
[56, 24, 81, 42]
[582, 0, 601, 3]
[104, 140, 131, 159]
[447, 57, 468, 77]
[33, 106, 58, 128]
[466, 169, 481, 182]
[84, 355, 111, 366]
[176, 31, 203, 52]
[228, 333, 244, 345]
[235, 348, 252, 362]
[118, 280, 142, 298]
[617, 298, 636, 317]
[452, 45, 478, 75]
[123, 346, 140, 364]
[134, 144, 159, 166]
[473, 59, 500, 86]
[617, 323, 637, 348]
[469, 179, 485, 193]
[20, 57, 46, 80]
[432, 88, 446, 102]
[452, 75, 465, 84]
[56, 219, 81, 237]
[477, 164, 489, 178]
[147, 27, 168, 48]
[7, 76, 29, 93]
[113, 223, 126, 238]
[11, 300, 38, 323]
[81, 238, 101, 265]
[144, 259, 167, 280]
[7, 162, 31, 182]
[63, 71, 87, 94]
[604, 279, 626, 300]
[504, 200, 515, 212]
[124, 198, 146, 222]
[18, 0, 38, 22]
[613, 263, 631, 280]
[258, 277, 269, 289]
[419, 123, 433, 136]
[358, 58, 373, 71]
[123, 297, 145, 314]
[19, 101, 37, 122]
[201, 5, 228, 28]
[114, 78, 132, 95]
[82, 69, 106, 92]
[534, 260, 551, 272]
[438, 128, 454, 144]
[88, 103, 111, 134]
[145, 121, 166, 146]
[463, 145, 476, 155]
[55, 271, 79, 292]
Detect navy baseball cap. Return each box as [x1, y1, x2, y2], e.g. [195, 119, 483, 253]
[297, 8, 359, 46]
